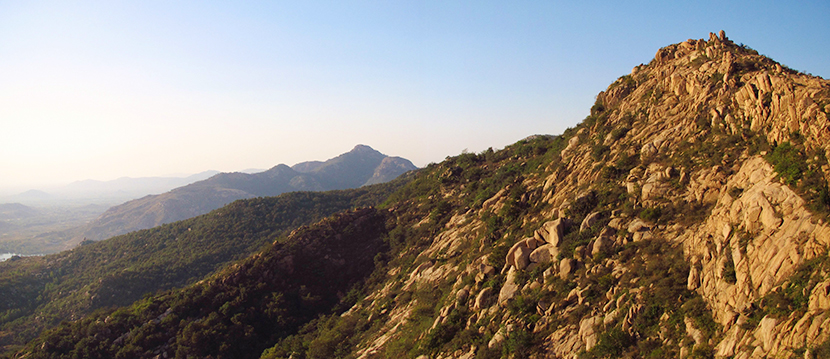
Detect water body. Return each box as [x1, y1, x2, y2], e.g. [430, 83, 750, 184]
[0, 253, 42, 262]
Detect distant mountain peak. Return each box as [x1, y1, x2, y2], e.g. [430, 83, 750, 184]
[14, 189, 52, 199]
[76, 145, 417, 241]
[350, 144, 379, 153]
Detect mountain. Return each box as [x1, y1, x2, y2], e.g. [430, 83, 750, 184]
[0, 203, 40, 221]
[75, 145, 416, 243]
[6, 190, 53, 203]
[1, 172, 220, 207]
[0, 203, 40, 235]
[60, 170, 220, 199]
[6, 32, 830, 358]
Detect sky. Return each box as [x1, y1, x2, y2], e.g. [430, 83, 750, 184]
[1, 1, 828, 192]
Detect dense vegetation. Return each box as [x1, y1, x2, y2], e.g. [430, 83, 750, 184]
[17, 208, 389, 359]
[765, 138, 830, 215]
[0, 177, 408, 353]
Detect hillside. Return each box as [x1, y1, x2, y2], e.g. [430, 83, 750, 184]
[75, 145, 416, 244]
[0, 177, 408, 353]
[7, 32, 830, 358]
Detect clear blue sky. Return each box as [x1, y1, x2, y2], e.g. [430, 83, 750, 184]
[1, 1, 828, 190]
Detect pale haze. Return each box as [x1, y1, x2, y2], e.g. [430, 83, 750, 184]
[2, 1, 828, 192]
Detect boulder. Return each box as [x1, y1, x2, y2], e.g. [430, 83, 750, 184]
[475, 264, 496, 283]
[632, 231, 653, 242]
[559, 258, 577, 279]
[684, 317, 704, 346]
[640, 142, 658, 158]
[628, 219, 649, 233]
[535, 218, 570, 247]
[529, 244, 559, 264]
[514, 245, 532, 270]
[498, 267, 520, 306]
[475, 287, 495, 310]
[608, 217, 624, 230]
[809, 279, 830, 312]
[488, 327, 506, 348]
[505, 240, 529, 269]
[523, 236, 542, 250]
[456, 288, 469, 304]
[579, 315, 602, 351]
[580, 212, 603, 231]
[687, 266, 700, 290]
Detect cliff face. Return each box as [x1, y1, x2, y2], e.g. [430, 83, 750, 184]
[11, 32, 830, 359]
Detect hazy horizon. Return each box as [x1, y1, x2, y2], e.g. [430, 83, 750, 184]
[3, 1, 828, 190]
[0, 144, 398, 195]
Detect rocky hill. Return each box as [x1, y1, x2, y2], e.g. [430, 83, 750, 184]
[75, 145, 416, 244]
[6, 32, 830, 358]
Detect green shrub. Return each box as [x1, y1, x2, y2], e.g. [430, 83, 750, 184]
[765, 141, 830, 215]
[767, 142, 807, 186]
[591, 144, 611, 161]
[681, 297, 720, 338]
[502, 328, 533, 358]
[813, 338, 830, 358]
[421, 308, 466, 352]
[638, 207, 662, 223]
[566, 191, 598, 221]
[689, 55, 709, 68]
[708, 73, 723, 87]
[610, 127, 630, 141]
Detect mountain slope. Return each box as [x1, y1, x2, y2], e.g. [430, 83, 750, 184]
[0, 177, 409, 354]
[17, 208, 388, 359]
[76, 145, 416, 244]
[364, 156, 420, 186]
[10, 32, 830, 359]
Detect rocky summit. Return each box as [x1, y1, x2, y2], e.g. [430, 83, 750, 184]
[4, 31, 830, 358]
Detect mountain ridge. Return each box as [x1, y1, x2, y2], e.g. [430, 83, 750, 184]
[73, 145, 416, 245]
